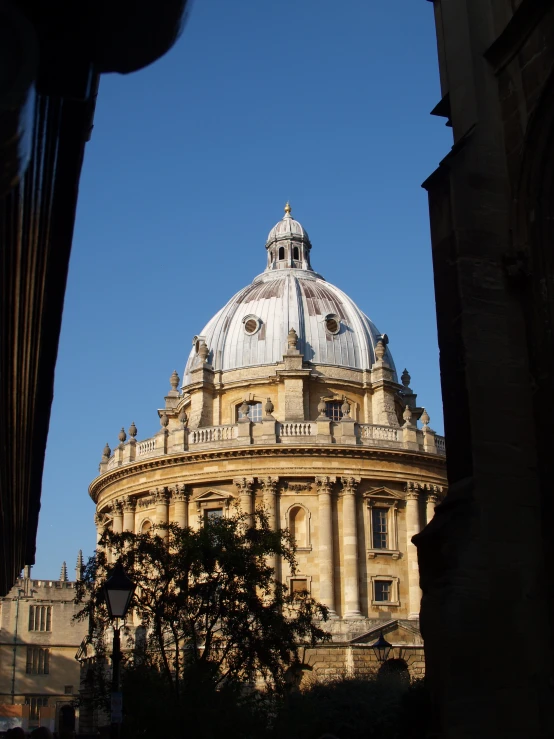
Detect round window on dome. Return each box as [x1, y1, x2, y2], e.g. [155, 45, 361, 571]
[324, 314, 340, 335]
[243, 315, 261, 335]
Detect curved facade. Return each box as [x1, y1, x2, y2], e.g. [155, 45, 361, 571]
[91, 206, 447, 680]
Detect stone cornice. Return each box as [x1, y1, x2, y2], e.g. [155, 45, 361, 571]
[89, 444, 446, 503]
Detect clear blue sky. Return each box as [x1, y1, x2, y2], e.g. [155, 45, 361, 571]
[33, 0, 452, 579]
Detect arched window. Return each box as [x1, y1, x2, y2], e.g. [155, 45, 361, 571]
[278, 246, 285, 260]
[293, 246, 299, 260]
[289, 506, 308, 548]
[271, 251, 274, 262]
[141, 520, 152, 534]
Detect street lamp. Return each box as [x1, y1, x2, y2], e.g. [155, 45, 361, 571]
[103, 562, 135, 739]
[371, 631, 393, 663]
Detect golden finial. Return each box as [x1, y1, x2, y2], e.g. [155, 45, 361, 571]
[284, 201, 291, 215]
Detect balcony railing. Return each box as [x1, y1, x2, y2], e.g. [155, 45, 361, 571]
[100, 420, 446, 472]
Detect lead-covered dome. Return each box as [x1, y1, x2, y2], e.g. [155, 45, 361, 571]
[183, 206, 395, 385]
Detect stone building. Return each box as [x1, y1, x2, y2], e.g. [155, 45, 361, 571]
[0, 558, 88, 734]
[90, 205, 447, 680]
[417, 1, 554, 737]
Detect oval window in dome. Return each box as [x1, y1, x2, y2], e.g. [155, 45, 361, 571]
[325, 314, 340, 335]
[243, 315, 261, 335]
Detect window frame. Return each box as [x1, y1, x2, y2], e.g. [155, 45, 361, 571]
[26, 647, 50, 675]
[325, 401, 343, 422]
[286, 574, 312, 596]
[365, 499, 400, 559]
[237, 401, 263, 422]
[28, 605, 52, 632]
[371, 576, 400, 606]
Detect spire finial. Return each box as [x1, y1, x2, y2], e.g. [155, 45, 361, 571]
[284, 201, 291, 215]
[60, 561, 68, 582]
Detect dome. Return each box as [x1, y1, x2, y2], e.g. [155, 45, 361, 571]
[183, 207, 395, 384]
[266, 202, 310, 245]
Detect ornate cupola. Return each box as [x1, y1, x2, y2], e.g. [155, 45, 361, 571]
[265, 202, 312, 271]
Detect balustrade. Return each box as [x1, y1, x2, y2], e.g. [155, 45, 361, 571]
[188, 425, 237, 445]
[358, 424, 400, 443]
[279, 422, 316, 437]
[100, 420, 446, 474]
[137, 439, 157, 457]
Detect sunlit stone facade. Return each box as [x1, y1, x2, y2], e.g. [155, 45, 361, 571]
[89, 205, 447, 679]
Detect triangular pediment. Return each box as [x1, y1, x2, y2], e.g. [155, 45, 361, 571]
[349, 619, 422, 646]
[194, 490, 232, 503]
[363, 486, 404, 501]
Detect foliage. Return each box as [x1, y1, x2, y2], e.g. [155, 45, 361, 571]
[75, 509, 329, 726]
[269, 674, 432, 739]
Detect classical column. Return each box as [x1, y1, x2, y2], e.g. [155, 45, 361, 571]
[316, 476, 337, 617]
[406, 482, 422, 619]
[426, 490, 438, 526]
[260, 477, 278, 530]
[234, 478, 254, 525]
[173, 485, 189, 528]
[112, 500, 123, 534]
[341, 477, 362, 618]
[122, 497, 136, 532]
[155, 488, 170, 541]
[260, 476, 279, 575]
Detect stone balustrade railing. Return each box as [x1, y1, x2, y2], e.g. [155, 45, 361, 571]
[100, 421, 446, 473]
[189, 425, 237, 444]
[279, 422, 316, 437]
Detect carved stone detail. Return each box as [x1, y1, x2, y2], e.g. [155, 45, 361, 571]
[122, 496, 136, 513]
[172, 484, 189, 502]
[315, 476, 336, 495]
[259, 476, 278, 495]
[341, 477, 361, 495]
[287, 327, 298, 349]
[234, 477, 254, 494]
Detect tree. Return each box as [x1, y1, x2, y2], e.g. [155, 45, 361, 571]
[75, 509, 329, 730]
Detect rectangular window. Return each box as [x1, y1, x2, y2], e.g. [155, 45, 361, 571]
[26, 647, 50, 675]
[374, 580, 392, 603]
[372, 508, 388, 549]
[64, 685, 73, 695]
[290, 579, 308, 594]
[28, 605, 52, 632]
[325, 402, 343, 422]
[204, 508, 223, 521]
[238, 402, 263, 422]
[25, 696, 48, 722]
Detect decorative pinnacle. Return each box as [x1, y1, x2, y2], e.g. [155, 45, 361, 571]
[60, 562, 68, 582]
[129, 421, 137, 439]
[284, 201, 291, 215]
[118, 427, 127, 444]
[401, 368, 411, 388]
[102, 442, 111, 459]
[170, 369, 180, 391]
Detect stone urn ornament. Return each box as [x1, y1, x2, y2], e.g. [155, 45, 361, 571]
[317, 396, 327, 418]
[287, 327, 298, 349]
[239, 400, 250, 419]
[118, 427, 127, 444]
[264, 397, 274, 417]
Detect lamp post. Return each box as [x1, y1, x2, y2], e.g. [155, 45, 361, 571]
[103, 562, 135, 739]
[371, 630, 393, 664]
